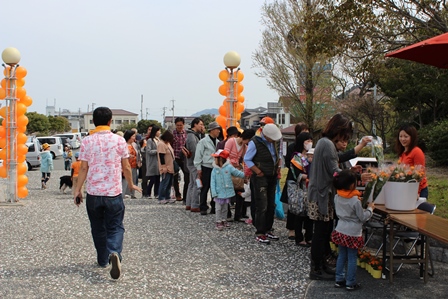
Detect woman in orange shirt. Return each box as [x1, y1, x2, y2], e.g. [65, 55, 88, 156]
[395, 124, 428, 198]
[123, 130, 139, 199]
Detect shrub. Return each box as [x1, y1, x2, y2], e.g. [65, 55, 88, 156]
[420, 120, 448, 166]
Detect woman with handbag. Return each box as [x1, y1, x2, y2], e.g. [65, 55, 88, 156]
[225, 129, 255, 221]
[282, 132, 314, 247]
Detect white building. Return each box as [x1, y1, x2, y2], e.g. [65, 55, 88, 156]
[83, 109, 139, 131]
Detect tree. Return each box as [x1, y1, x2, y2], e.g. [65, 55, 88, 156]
[26, 112, 50, 134]
[200, 114, 215, 128]
[253, 0, 340, 133]
[48, 116, 71, 134]
[136, 119, 162, 134]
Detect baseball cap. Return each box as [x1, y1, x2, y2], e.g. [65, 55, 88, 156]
[260, 116, 275, 125]
[211, 149, 229, 159]
[75, 152, 80, 158]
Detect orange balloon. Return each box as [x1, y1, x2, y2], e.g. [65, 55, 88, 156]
[3, 66, 11, 77]
[1, 79, 9, 89]
[236, 83, 244, 94]
[237, 95, 245, 103]
[234, 71, 244, 82]
[219, 70, 229, 82]
[17, 186, 28, 198]
[221, 128, 227, 139]
[17, 154, 26, 163]
[17, 115, 29, 127]
[219, 105, 227, 117]
[0, 137, 6, 148]
[236, 103, 245, 113]
[0, 106, 6, 118]
[0, 165, 7, 178]
[20, 95, 33, 107]
[16, 103, 27, 116]
[236, 112, 241, 120]
[0, 126, 5, 138]
[15, 66, 27, 79]
[16, 78, 25, 88]
[218, 84, 228, 96]
[17, 133, 27, 144]
[0, 149, 6, 160]
[17, 125, 27, 133]
[216, 115, 226, 128]
[17, 174, 28, 187]
[16, 87, 26, 99]
[0, 88, 6, 99]
[17, 161, 27, 174]
[17, 144, 29, 155]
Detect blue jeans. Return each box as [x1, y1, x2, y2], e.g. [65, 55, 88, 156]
[335, 245, 358, 286]
[419, 187, 428, 199]
[86, 193, 125, 267]
[158, 173, 173, 200]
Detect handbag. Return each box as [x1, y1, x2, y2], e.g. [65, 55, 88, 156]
[231, 164, 244, 191]
[287, 167, 307, 216]
[275, 180, 285, 219]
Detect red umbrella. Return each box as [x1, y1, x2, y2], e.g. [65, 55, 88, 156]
[385, 32, 448, 69]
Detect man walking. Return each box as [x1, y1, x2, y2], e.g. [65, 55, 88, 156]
[194, 121, 221, 215]
[172, 117, 188, 202]
[244, 123, 282, 244]
[74, 107, 141, 279]
[184, 118, 205, 212]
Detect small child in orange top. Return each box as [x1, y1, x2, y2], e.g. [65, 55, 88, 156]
[71, 152, 83, 195]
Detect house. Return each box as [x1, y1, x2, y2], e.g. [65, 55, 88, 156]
[83, 109, 138, 131]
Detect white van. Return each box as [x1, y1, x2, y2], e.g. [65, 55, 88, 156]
[54, 133, 81, 149]
[36, 136, 64, 159]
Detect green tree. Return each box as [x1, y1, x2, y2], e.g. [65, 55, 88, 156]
[200, 114, 214, 128]
[26, 112, 50, 134]
[48, 116, 71, 134]
[137, 119, 162, 134]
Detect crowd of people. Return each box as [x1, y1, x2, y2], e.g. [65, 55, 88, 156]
[69, 107, 427, 288]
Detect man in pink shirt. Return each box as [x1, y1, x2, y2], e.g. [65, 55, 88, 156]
[74, 107, 141, 280]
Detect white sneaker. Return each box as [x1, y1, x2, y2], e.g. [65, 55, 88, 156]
[124, 195, 131, 199]
[109, 253, 121, 279]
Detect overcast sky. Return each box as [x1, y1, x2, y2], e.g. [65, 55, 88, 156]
[0, 0, 279, 122]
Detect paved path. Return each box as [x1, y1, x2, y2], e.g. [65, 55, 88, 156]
[1, 170, 447, 298]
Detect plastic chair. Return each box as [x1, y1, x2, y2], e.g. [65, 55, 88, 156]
[391, 202, 436, 275]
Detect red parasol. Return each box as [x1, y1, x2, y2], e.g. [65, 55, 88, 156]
[385, 32, 448, 69]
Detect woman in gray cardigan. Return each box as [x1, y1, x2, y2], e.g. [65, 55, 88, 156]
[307, 114, 359, 280]
[145, 126, 161, 198]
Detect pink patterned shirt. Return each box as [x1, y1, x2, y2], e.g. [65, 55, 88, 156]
[78, 130, 129, 196]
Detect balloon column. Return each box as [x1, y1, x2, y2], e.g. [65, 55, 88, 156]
[0, 47, 32, 202]
[216, 51, 245, 137]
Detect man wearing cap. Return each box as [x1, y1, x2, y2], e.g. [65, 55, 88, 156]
[184, 117, 205, 212]
[194, 121, 222, 215]
[73, 107, 141, 280]
[244, 123, 283, 244]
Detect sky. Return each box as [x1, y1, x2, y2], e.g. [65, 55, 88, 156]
[0, 0, 279, 122]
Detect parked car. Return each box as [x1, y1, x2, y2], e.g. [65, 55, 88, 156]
[80, 132, 88, 138]
[53, 133, 82, 149]
[58, 136, 72, 148]
[36, 136, 64, 159]
[26, 136, 42, 170]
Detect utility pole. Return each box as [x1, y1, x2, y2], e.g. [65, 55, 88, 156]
[170, 98, 175, 123]
[146, 108, 149, 120]
[140, 94, 143, 120]
[162, 107, 167, 128]
[92, 103, 96, 112]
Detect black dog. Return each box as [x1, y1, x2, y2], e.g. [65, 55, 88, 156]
[59, 175, 73, 193]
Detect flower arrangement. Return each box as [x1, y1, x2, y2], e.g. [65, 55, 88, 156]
[362, 166, 390, 207]
[388, 163, 425, 182]
[369, 257, 383, 271]
[358, 250, 371, 264]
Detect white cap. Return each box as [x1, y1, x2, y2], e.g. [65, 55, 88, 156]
[262, 124, 282, 141]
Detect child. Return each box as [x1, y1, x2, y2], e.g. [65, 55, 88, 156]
[71, 152, 83, 196]
[331, 170, 374, 291]
[63, 146, 73, 171]
[210, 149, 245, 230]
[40, 143, 53, 189]
[238, 179, 252, 224]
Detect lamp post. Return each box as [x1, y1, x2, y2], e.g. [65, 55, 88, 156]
[2, 47, 21, 203]
[223, 51, 241, 128]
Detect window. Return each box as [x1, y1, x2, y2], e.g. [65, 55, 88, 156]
[130, 119, 136, 124]
[115, 119, 122, 125]
[278, 114, 285, 125]
[123, 120, 129, 125]
[89, 120, 93, 124]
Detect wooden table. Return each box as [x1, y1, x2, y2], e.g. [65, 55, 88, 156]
[388, 213, 448, 282]
[372, 205, 429, 282]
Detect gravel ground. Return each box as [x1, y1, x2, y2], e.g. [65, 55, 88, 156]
[1, 170, 447, 299]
